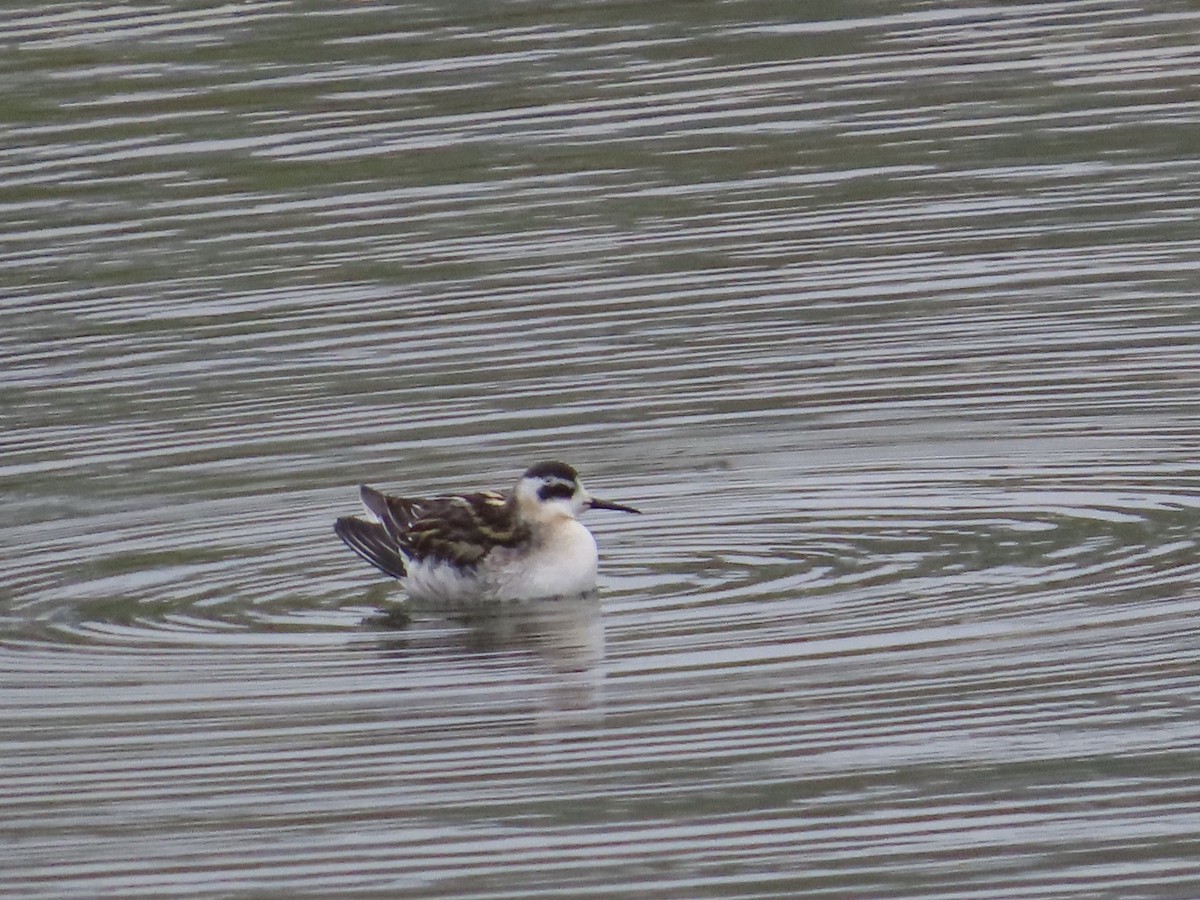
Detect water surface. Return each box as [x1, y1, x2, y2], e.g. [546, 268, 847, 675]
[4, 2, 1200, 896]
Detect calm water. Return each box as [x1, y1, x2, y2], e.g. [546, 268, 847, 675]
[4, 2, 1200, 896]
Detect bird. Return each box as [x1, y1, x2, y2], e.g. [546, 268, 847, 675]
[334, 460, 640, 602]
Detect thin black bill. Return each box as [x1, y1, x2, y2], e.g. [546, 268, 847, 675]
[588, 497, 642, 514]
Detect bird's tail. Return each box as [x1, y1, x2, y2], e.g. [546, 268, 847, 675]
[333, 517, 407, 580]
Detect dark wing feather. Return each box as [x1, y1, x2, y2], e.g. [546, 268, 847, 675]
[359, 485, 423, 539]
[333, 516, 407, 579]
[337, 485, 530, 577]
[400, 490, 529, 569]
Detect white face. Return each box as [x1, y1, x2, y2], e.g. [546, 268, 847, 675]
[516, 473, 587, 522]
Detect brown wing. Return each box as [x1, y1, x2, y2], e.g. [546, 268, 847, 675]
[360, 486, 529, 570]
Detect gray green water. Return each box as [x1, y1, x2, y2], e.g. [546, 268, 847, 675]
[4, 2, 1200, 896]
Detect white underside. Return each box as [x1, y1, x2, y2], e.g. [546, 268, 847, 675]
[401, 518, 600, 603]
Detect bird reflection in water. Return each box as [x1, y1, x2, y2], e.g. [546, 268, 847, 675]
[363, 591, 606, 721]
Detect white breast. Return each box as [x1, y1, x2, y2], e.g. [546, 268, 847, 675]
[491, 519, 600, 601]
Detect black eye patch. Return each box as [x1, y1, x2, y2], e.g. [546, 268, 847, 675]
[538, 479, 576, 501]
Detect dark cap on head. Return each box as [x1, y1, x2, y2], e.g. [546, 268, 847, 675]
[523, 460, 579, 482]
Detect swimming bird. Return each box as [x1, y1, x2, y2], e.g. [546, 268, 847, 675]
[334, 461, 640, 602]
